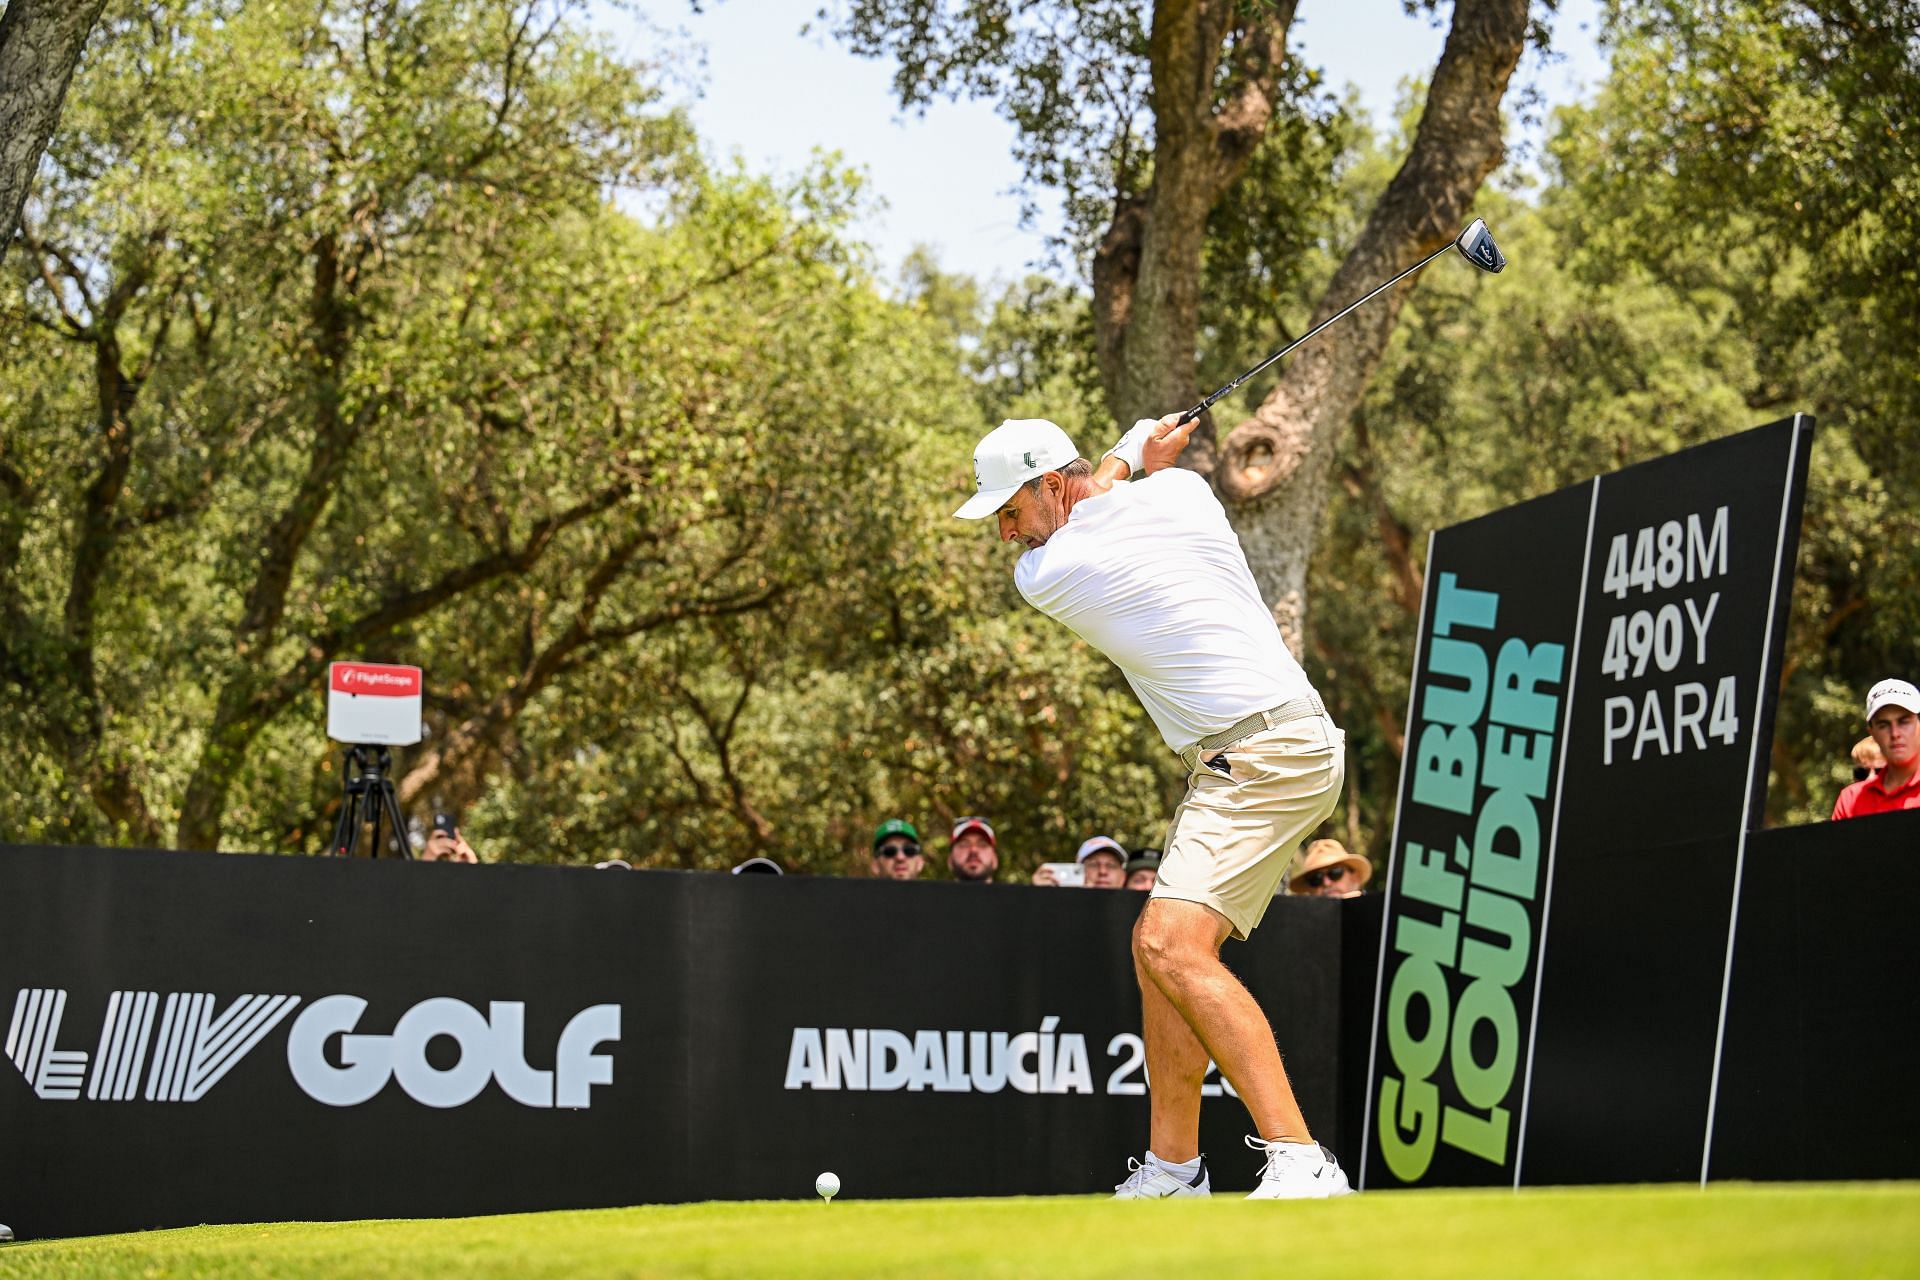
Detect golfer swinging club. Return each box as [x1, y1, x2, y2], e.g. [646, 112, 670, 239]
[955, 414, 1350, 1200]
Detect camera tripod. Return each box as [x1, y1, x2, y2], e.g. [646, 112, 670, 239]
[329, 744, 414, 858]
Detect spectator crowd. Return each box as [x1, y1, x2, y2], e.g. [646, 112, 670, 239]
[854, 814, 1365, 898]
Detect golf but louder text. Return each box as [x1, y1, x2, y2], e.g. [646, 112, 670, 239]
[1381, 573, 1563, 1181]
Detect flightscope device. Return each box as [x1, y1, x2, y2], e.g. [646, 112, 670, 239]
[327, 662, 424, 745]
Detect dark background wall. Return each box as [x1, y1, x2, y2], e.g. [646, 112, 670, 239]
[2, 813, 1912, 1240]
[0, 845, 1360, 1239]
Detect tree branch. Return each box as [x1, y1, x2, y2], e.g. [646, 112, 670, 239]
[1214, 0, 1530, 503]
[0, 0, 110, 268]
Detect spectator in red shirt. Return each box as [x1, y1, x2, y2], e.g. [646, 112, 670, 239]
[1832, 679, 1920, 820]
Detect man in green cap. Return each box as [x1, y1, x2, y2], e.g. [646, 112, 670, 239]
[870, 818, 924, 881]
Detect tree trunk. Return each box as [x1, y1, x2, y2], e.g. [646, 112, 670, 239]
[1092, 0, 1294, 463]
[0, 0, 106, 265]
[1211, 0, 1529, 652]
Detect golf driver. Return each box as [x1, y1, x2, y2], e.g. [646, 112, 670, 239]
[1177, 218, 1506, 425]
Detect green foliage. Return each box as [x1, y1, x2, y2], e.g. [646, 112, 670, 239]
[829, 0, 1155, 249]
[4, 0, 1912, 876]
[1309, 0, 1920, 851]
[1198, 83, 1367, 394]
[0, 0, 1176, 871]
[1566, 0, 1920, 459]
[828, 0, 1357, 270]
[965, 273, 1105, 434]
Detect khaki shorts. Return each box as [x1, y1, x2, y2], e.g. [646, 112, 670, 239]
[1150, 713, 1346, 940]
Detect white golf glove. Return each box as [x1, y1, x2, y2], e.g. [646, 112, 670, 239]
[1104, 418, 1161, 477]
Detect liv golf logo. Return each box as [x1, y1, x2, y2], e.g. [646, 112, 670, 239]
[6, 988, 619, 1109]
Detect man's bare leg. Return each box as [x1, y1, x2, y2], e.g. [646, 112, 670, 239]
[1134, 897, 1313, 1144]
[1131, 913, 1211, 1162]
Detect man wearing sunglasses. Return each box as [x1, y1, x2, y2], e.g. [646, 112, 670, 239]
[956, 414, 1349, 1201]
[870, 818, 925, 880]
[1287, 839, 1370, 899]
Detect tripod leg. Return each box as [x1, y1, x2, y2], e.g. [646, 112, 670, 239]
[330, 780, 361, 856]
[377, 781, 414, 860]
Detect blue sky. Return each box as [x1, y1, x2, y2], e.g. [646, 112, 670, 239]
[598, 1, 1608, 286]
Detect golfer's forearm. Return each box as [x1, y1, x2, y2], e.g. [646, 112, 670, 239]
[1089, 454, 1131, 493]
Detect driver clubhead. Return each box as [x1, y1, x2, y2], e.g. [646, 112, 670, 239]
[1456, 218, 1506, 273]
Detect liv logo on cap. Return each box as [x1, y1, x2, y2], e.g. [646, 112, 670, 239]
[954, 419, 1080, 520]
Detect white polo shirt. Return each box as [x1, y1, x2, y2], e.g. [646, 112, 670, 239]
[1013, 467, 1315, 754]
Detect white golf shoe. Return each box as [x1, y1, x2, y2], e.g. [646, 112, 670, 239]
[1243, 1135, 1353, 1199]
[0, 1222, 12, 1242]
[1112, 1154, 1211, 1199]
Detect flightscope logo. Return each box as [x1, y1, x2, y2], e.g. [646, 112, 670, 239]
[6, 989, 619, 1109]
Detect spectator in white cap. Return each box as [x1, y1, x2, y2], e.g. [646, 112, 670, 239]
[948, 816, 1000, 883]
[1832, 678, 1920, 821]
[1077, 835, 1128, 889]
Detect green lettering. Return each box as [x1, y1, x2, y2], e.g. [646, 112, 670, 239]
[1471, 787, 1540, 900]
[1450, 976, 1519, 1111]
[1490, 637, 1564, 733]
[1460, 888, 1531, 987]
[1379, 1075, 1442, 1182]
[1442, 1103, 1511, 1165]
[1401, 839, 1469, 913]
[1482, 725, 1552, 801]
[1393, 910, 1460, 969]
[1432, 572, 1499, 638]
[1423, 637, 1490, 728]
[1386, 952, 1452, 1081]
[1412, 724, 1478, 814]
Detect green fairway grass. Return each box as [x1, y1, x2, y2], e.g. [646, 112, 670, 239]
[3, 1184, 1917, 1279]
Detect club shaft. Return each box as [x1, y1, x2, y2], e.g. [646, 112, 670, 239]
[1178, 240, 1455, 425]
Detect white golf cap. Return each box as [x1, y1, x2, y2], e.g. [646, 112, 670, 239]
[953, 418, 1080, 520]
[1075, 835, 1126, 864]
[1865, 678, 1920, 721]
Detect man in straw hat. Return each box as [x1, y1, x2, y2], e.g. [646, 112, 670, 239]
[1288, 839, 1370, 899]
[955, 413, 1349, 1200]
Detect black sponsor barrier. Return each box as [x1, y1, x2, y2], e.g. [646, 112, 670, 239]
[1523, 418, 1814, 1187]
[1363, 416, 1835, 1189]
[0, 844, 1372, 1240]
[1360, 482, 1591, 1188]
[1710, 809, 1920, 1181]
[4, 821, 1913, 1238]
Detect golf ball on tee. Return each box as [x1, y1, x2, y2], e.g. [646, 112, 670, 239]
[815, 1171, 840, 1200]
